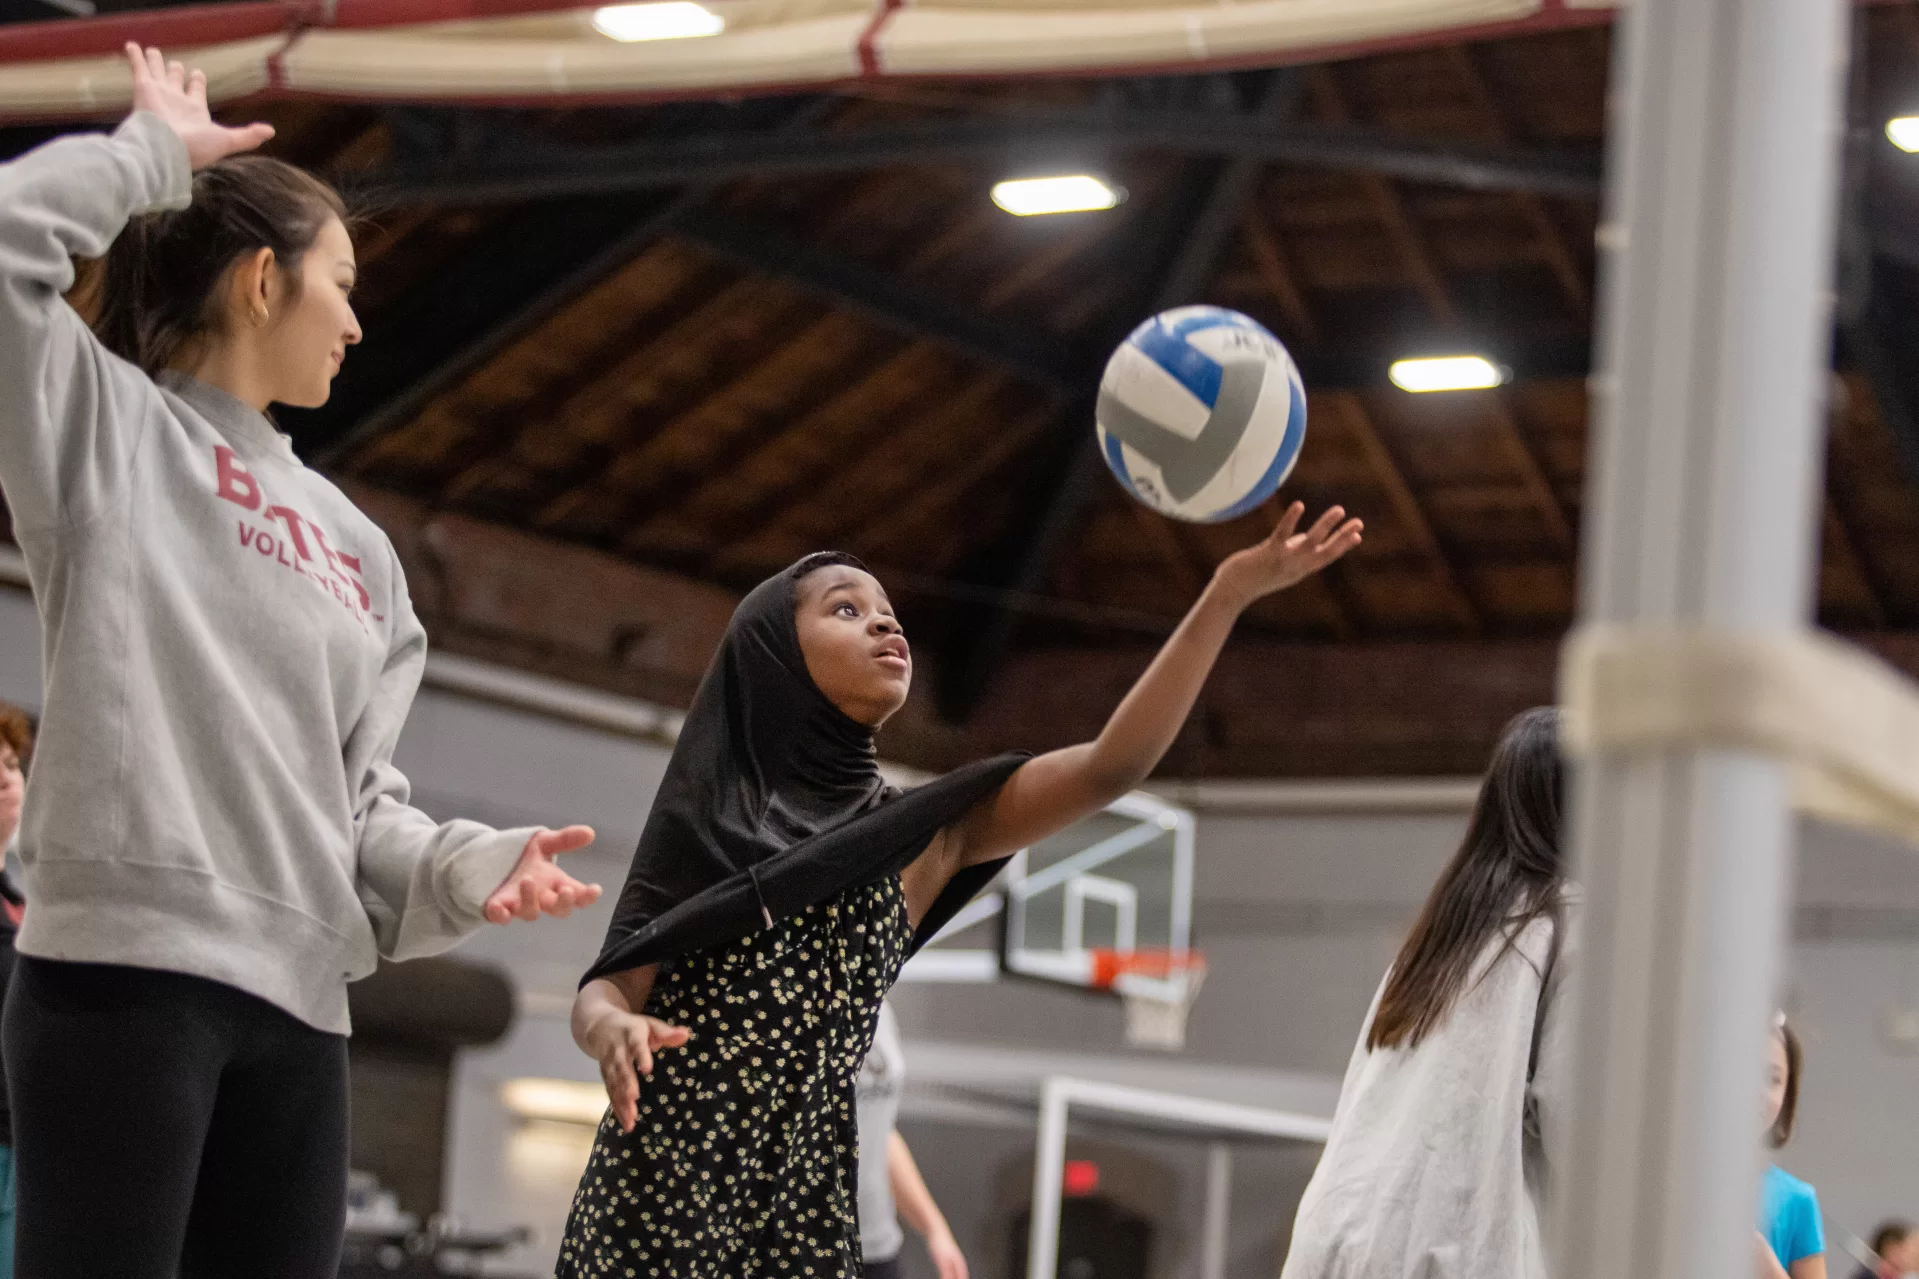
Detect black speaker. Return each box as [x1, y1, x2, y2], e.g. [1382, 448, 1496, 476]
[1009, 1197, 1154, 1279]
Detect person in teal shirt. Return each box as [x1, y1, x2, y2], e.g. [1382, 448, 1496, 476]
[0, 705, 31, 1279]
[1757, 1015, 1827, 1279]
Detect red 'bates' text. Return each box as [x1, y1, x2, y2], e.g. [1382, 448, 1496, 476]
[214, 446, 379, 629]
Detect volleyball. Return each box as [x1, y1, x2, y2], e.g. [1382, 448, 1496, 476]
[1095, 306, 1307, 523]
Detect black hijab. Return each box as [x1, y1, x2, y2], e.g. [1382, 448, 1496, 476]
[583, 553, 1028, 985]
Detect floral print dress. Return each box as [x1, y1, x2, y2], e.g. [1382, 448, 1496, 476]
[555, 872, 911, 1278]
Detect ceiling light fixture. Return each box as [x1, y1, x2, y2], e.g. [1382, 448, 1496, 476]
[1388, 355, 1509, 393]
[502, 1077, 608, 1126]
[1888, 116, 1919, 153]
[592, 2, 725, 42]
[991, 175, 1125, 217]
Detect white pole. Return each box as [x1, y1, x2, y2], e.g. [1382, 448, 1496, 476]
[1171, 810, 1195, 955]
[1554, 3, 1846, 1279]
[1200, 1141, 1232, 1279]
[1027, 1078, 1070, 1279]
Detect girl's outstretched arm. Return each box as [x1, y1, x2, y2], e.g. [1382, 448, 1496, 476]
[573, 965, 690, 1133]
[904, 501, 1360, 920]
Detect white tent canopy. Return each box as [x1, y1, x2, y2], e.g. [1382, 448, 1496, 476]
[0, 0, 1614, 121]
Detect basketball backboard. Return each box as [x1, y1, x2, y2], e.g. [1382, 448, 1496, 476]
[898, 790, 1194, 989]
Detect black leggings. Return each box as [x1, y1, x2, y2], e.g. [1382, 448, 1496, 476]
[2, 956, 350, 1279]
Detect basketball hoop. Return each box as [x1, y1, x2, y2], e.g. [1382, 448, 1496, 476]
[1089, 948, 1207, 1051]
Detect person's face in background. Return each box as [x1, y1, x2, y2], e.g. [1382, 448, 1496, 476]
[0, 743, 22, 848]
[1884, 1234, 1919, 1277]
[1764, 1029, 1789, 1136]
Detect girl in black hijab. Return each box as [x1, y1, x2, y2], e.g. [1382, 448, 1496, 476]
[556, 502, 1363, 1278]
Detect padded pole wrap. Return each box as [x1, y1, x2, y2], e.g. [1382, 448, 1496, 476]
[1562, 626, 1919, 842]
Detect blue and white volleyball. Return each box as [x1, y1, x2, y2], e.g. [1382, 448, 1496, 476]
[1096, 306, 1307, 523]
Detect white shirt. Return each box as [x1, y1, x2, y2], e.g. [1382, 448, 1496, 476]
[856, 1001, 907, 1262]
[1281, 912, 1571, 1279]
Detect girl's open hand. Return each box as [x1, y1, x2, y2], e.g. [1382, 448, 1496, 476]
[1212, 501, 1363, 609]
[586, 1010, 691, 1133]
[124, 43, 274, 171]
[484, 826, 603, 924]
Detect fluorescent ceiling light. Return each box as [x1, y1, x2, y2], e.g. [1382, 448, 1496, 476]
[502, 1077, 607, 1126]
[991, 175, 1125, 216]
[1389, 355, 1508, 393]
[1889, 116, 1919, 153]
[593, 2, 724, 42]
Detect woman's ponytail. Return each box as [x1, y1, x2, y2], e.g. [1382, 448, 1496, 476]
[93, 154, 347, 375]
[95, 212, 159, 368]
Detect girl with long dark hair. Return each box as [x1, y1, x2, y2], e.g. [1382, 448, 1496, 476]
[1280, 706, 1570, 1279]
[558, 510, 1363, 1275]
[0, 47, 602, 1277]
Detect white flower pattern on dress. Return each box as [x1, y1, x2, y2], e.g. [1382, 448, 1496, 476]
[556, 873, 909, 1278]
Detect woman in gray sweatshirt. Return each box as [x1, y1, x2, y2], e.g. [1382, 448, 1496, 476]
[0, 45, 602, 1279]
[1280, 708, 1571, 1279]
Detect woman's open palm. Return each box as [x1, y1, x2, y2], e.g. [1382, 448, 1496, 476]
[124, 43, 273, 171]
[484, 826, 604, 924]
[1214, 501, 1364, 605]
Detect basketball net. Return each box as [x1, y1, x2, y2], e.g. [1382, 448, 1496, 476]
[1089, 948, 1208, 1051]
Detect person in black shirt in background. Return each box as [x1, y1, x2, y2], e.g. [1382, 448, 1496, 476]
[0, 700, 31, 1279]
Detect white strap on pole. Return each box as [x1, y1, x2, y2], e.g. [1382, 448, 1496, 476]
[1561, 626, 1919, 843]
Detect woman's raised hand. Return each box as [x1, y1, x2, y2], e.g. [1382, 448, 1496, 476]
[586, 1010, 691, 1133]
[484, 826, 604, 924]
[1211, 501, 1363, 610]
[124, 43, 274, 171]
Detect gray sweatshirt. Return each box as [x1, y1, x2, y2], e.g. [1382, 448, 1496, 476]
[0, 113, 536, 1034]
[1280, 913, 1571, 1279]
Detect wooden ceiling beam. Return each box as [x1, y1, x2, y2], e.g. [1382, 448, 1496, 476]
[301, 99, 849, 472]
[1441, 44, 1590, 315]
[351, 205, 436, 275]
[909, 629, 1919, 777]
[853, 404, 1063, 561]
[1155, 69, 1304, 303]
[758, 369, 1012, 528]
[439, 273, 790, 509]
[1821, 505, 1889, 627]
[1479, 395, 1575, 550]
[1239, 199, 1324, 346]
[1334, 393, 1483, 633]
[313, 483, 1919, 779]
[634, 169, 1101, 559]
[1847, 260, 1919, 494]
[1112, 504, 1358, 642]
[620, 340, 956, 562]
[1233, 169, 1405, 640]
[537, 311, 880, 542]
[979, 216, 1123, 311]
[675, 206, 1080, 395]
[1828, 14, 1919, 513]
[708, 370, 1017, 574]
[443, 170, 928, 516]
[676, 202, 1592, 392]
[350, 104, 1604, 210]
[1186, 512, 1357, 639]
[281, 190, 692, 466]
[1825, 391, 1906, 626]
[1232, 173, 1402, 651]
[940, 72, 1307, 721]
[913, 636, 1563, 777]
[1313, 66, 1576, 554]
[1126, 503, 1212, 602]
